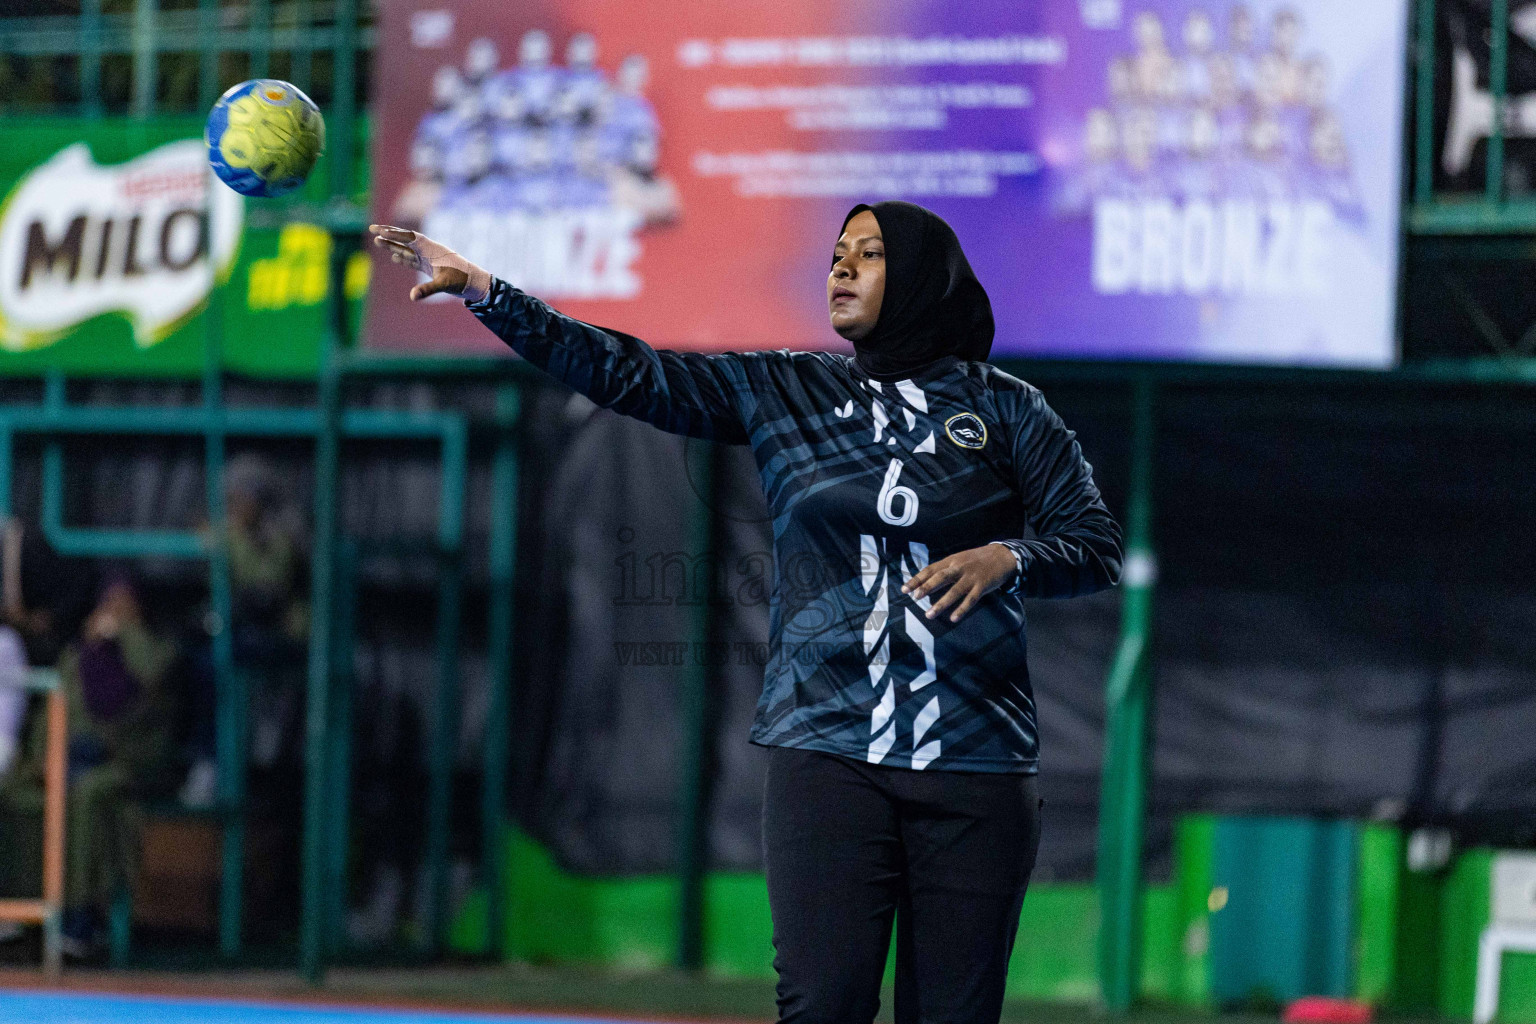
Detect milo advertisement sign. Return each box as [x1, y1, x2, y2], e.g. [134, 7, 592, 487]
[0, 119, 370, 378]
[0, 140, 244, 351]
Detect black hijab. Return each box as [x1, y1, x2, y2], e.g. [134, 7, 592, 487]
[840, 201, 994, 381]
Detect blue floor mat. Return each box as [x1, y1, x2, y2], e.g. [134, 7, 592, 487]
[0, 991, 650, 1024]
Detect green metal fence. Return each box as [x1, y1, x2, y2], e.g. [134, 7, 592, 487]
[0, 0, 375, 116]
[1410, 0, 1536, 233]
[0, 0, 482, 983]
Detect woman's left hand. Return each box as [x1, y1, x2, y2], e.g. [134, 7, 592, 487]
[901, 544, 1018, 623]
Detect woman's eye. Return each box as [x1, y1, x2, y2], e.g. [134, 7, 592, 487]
[864, 250, 883, 259]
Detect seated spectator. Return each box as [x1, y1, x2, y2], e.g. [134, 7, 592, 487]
[0, 625, 28, 944]
[6, 577, 180, 958]
[180, 455, 308, 808]
[0, 629, 25, 783]
[224, 456, 307, 646]
[0, 521, 94, 945]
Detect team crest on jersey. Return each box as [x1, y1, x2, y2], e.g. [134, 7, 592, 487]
[944, 413, 988, 450]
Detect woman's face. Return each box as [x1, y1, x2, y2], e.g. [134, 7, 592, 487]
[828, 209, 886, 341]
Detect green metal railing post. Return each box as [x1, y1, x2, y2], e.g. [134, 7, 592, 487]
[203, 181, 244, 960]
[0, 430, 11, 519]
[676, 440, 718, 971]
[81, 0, 103, 117]
[299, 236, 348, 988]
[482, 384, 520, 956]
[324, 538, 360, 954]
[249, 0, 271, 80]
[1489, 0, 1509, 203]
[130, 0, 158, 120]
[300, 0, 361, 979]
[197, 0, 220, 112]
[1413, 0, 1437, 206]
[40, 375, 68, 562]
[1096, 378, 1157, 1014]
[330, 0, 359, 200]
[422, 420, 469, 953]
[292, 0, 314, 93]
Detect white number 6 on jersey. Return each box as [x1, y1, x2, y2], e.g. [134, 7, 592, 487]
[877, 458, 919, 527]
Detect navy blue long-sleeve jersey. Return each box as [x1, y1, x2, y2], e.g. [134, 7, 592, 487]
[469, 278, 1122, 773]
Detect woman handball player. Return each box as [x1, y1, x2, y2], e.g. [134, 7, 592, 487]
[371, 201, 1121, 1024]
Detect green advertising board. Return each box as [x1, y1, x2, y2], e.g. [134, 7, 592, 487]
[0, 117, 371, 379]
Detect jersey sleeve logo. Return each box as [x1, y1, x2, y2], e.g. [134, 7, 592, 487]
[944, 412, 988, 450]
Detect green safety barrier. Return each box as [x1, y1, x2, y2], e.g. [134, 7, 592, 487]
[0, 294, 500, 973]
[0, 20, 520, 966]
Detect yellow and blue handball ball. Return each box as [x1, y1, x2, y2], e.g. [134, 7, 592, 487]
[206, 79, 325, 197]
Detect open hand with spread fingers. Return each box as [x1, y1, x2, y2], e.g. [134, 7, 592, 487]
[368, 225, 492, 303]
[901, 543, 1020, 623]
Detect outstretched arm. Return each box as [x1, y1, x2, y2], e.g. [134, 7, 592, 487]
[371, 226, 755, 444]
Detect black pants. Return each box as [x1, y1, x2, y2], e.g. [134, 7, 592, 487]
[763, 746, 1042, 1024]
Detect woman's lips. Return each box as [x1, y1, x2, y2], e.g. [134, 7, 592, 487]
[832, 288, 856, 302]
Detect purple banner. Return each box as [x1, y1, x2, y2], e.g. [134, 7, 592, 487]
[367, 0, 1406, 367]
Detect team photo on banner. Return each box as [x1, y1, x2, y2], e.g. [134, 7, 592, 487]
[366, 0, 1407, 366]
